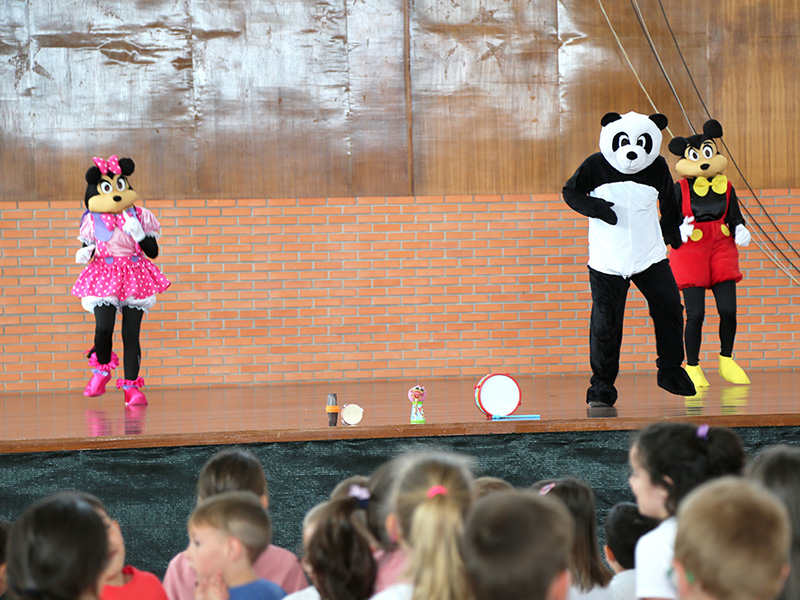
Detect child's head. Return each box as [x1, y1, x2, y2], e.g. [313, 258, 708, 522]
[68, 492, 127, 587]
[746, 444, 800, 600]
[603, 502, 659, 572]
[391, 451, 474, 600]
[330, 475, 370, 501]
[367, 455, 410, 551]
[472, 476, 514, 499]
[629, 423, 745, 518]
[186, 491, 272, 581]
[533, 477, 612, 591]
[305, 497, 377, 600]
[462, 490, 574, 600]
[7, 491, 108, 600]
[674, 477, 790, 600]
[196, 448, 269, 504]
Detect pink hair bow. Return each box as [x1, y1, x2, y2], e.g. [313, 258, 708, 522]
[93, 155, 122, 175]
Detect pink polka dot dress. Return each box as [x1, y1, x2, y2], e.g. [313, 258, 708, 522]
[72, 205, 170, 311]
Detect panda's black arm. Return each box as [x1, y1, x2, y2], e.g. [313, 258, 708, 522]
[138, 236, 159, 259]
[561, 188, 618, 225]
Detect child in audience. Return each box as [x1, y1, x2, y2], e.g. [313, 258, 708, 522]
[472, 476, 513, 499]
[533, 477, 613, 599]
[673, 477, 790, 600]
[462, 489, 573, 600]
[6, 492, 108, 600]
[370, 451, 475, 600]
[164, 448, 307, 600]
[628, 423, 745, 600]
[367, 457, 410, 593]
[186, 491, 286, 600]
[0, 519, 9, 600]
[69, 492, 168, 600]
[746, 444, 800, 600]
[603, 503, 659, 600]
[330, 475, 370, 501]
[303, 496, 377, 600]
[286, 503, 329, 600]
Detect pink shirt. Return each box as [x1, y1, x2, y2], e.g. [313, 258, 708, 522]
[163, 545, 308, 600]
[373, 548, 409, 594]
[102, 566, 169, 600]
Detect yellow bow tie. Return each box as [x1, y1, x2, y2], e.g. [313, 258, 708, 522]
[693, 174, 728, 196]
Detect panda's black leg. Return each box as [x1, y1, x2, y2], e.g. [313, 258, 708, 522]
[587, 268, 628, 406]
[633, 260, 696, 397]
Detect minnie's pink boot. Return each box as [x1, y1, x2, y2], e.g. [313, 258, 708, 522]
[117, 377, 148, 406]
[84, 352, 119, 397]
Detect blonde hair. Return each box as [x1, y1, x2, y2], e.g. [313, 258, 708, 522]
[393, 452, 474, 600]
[190, 491, 272, 564]
[675, 477, 790, 600]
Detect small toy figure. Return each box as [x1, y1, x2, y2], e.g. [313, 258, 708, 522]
[72, 156, 170, 405]
[408, 385, 426, 424]
[668, 120, 752, 387]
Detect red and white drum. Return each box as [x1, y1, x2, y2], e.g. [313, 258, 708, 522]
[474, 373, 521, 417]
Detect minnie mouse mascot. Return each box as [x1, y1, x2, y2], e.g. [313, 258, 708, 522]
[72, 156, 170, 405]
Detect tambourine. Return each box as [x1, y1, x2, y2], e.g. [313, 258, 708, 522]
[474, 373, 521, 417]
[341, 403, 364, 426]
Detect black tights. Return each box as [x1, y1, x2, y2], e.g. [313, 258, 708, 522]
[92, 305, 144, 380]
[683, 280, 737, 366]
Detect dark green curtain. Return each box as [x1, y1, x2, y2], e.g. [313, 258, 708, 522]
[2, 426, 799, 579]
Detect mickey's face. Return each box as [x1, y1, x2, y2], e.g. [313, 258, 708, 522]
[673, 138, 728, 179]
[86, 173, 138, 214]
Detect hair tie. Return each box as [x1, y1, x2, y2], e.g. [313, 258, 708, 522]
[427, 485, 449, 498]
[538, 482, 556, 496]
[348, 484, 370, 509]
[696, 424, 710, 440]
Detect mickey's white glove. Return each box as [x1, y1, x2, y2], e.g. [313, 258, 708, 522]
[679, 216, 695, 244]
[735, 224, 751, 247]
[75, 244, 96, 264]
[122, 211, 146, 242]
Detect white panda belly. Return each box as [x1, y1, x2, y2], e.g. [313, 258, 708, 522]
[586, 180, 667, 278]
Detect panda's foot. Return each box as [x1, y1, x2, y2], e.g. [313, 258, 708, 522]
[586, 382, 618, 407]
[718, 355, 750, 385]
[657, 366, 697, 397]
[685, 365, 710, 389]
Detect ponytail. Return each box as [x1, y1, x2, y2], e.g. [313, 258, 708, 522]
[393, 453, 474, 600]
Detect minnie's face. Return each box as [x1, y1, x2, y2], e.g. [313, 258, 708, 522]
[86, 173, 138, 214]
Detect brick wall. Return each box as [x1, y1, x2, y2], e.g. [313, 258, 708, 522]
[1, 192, 798, 392]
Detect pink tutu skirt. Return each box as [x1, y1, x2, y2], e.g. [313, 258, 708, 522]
[72, 255, 170, 300]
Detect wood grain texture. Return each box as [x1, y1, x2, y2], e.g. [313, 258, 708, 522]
[0, 0, 795, 199]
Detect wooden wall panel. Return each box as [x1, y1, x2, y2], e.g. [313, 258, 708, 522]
[0, 0, 796, 201]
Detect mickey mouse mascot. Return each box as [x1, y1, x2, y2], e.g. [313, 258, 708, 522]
[563, 112, 696, 407]
[72, 156, 170, 405]
[668, 120, 751, 388]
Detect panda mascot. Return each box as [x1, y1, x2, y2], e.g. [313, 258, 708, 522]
[562, 111, 696, 407]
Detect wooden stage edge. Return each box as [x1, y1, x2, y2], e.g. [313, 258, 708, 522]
[3, 370, 800, 453]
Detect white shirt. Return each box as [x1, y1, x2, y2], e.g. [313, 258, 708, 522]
[634, 517, 677, 600]
[370, 583, 413, 600]
[609, 570, 637, 600]
[569, 583, 614, 600]
[284, 587, 321, 600]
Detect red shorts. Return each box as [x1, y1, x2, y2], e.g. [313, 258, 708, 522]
[669, 220, 742, 290]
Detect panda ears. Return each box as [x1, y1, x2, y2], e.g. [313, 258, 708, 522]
[702, 119, 723, 139]
[668, 137, 689, 157]
[649, 113, 668, 131]
[600, 112, 668, 131]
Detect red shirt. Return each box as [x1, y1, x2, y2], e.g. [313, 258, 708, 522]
[101, 566, 169, 600]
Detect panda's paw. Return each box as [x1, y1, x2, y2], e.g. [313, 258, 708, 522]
[597, 201, 618, 225]
[657, 366, 697, 397]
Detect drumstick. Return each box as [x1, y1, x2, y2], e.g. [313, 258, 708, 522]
[490, 414, 541, 421]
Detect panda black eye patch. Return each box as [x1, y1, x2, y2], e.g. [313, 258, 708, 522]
[636, 134, 653, 154]
[612, 132, 630, 151]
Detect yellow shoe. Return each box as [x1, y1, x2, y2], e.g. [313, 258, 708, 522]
[685, 364, 710, 388]
[718, 355, 751, 385]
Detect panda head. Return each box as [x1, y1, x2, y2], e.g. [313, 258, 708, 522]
[598, 111, 668, 175]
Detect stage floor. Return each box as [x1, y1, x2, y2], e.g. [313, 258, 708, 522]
[2, 370, 800, 453]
